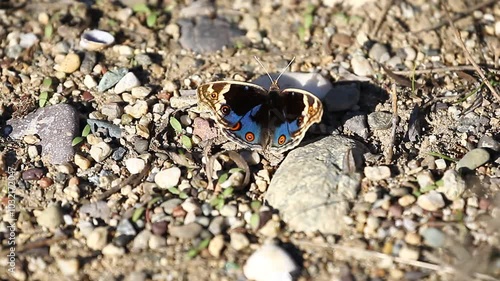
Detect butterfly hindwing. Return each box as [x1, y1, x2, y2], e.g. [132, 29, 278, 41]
[269, 88, 323, 153]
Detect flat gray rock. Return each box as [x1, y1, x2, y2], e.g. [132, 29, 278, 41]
[265, 135, 367, 234]
[7, 103, 78, 164]
[178, 17, 244, 53]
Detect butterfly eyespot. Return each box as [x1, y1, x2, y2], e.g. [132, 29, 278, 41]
[230, 122, 241, 131]
[220, 105, 231, 115]
[210, 92, 218, 99]
[278, 135, 287, 145]
[245, 132, 255, 142]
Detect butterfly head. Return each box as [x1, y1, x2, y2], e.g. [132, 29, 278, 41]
[254, 56, 295, 92]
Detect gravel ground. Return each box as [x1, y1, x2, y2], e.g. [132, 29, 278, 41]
[0, 0, 499, 280]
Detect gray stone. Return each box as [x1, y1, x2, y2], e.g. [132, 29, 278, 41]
[416, 191, 445, 211]
[161, 198, 183, 214]
[456, 148, 490, 172]
[80, 201, 111, 222]
[367, 111, 392, 130]
[80, 51, 97, 74]
[343, 112, 369, 139]
[178, 17, 244, 53]
[169, 223, 203, 239]
[478, 135, 500, 151]
[208, 216, 226, 235]
[265, 135, 367, 234]
[351, 55, 374, 76]
[438, 170, 466, 200]
[116, 219, 137, 236]
[87, 119, 122, 138]
[7, 104, 78, 164]
[323, 82, 360, 112]
[98, 68, 128, 92]
[422, 227, 446, 248]
[368, 43, 390, 63]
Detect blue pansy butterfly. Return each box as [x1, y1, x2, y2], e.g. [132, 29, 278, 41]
[197, 57, 323, 153]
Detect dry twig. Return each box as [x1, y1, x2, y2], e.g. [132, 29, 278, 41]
[385, 84, 399, 164]
[392, 65, 500, 76]
[370, 0, 395, 38]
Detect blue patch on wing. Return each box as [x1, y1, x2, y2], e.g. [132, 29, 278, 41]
[223, 104, 263, 145]
[272, 119, 299, 147]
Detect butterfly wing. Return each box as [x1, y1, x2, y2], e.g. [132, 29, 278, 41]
[268, 88, 323, 153]
[197, 81, 270, 150]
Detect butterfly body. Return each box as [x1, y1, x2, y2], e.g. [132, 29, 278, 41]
[197, 80, 323, 153]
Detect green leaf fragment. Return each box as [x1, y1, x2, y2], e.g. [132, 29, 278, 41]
[82, 124, 91, 137]
[39, 91, 49, 107]
[181, 135, 192, 150]
[249, 213, 260, 230]
[250, 200, 262, 211]
[168, 187, 180, 195]
[44, 24, 53, 39]
[42, 77, 53, 87]
[132, 207, 145, 222]
[132, 3, 151, 13]
[218, 173, 229, 185]
[146, 13, 158, 28]
[179, 192, 189, 199]
[222, 186, 234, 197]
[169, 116, 183, 134]
[72, 137, 84, 146]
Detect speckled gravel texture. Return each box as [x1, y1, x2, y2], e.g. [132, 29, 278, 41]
[0, 0, 499, 281]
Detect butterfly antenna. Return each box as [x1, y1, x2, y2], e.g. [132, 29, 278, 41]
[276, 56, 295, 82]
[254, 56, 274, 83]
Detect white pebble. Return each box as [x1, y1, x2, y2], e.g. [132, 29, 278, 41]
[89, 141, 112, 162]
[83, 75, 98, 89]
[364, 166, 391, 181]
[114, 72, 140, 94]
[125, 158, 146, 174]
[155, 167, 181, 188]
[244, 242, 298, 281]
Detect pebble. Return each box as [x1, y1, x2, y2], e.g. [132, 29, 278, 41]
[56, 258, 79, 276]
[22, 168, 44, 180]
[422, 227, 446, 248]
[135, 53, 152, 66]
[230, 232, 250, 250]
[151, 221, 168, 236]
[367, 111, 393, 130]
[208, 234, 225, 258]
[149, 235, 167, 250]
[86, 227, 108, 250]
[181, 198, 201, 214]
[101, 103, 123, 120]
[220, 204, 238, 217]
[112, 147, 127, 161]
[132, 230, 152, 250]
[416, 191, 445, 211]
[240, 150, 261, 165]
[117, 219, 137, 236]
[416, 171, 435, 189]
[125, 158, 145, 174]
[364, 166, 391, 181]
[404, 232, 421, 245]
[83, 75, 98, 89]
[155, 167, 181, 189]
[124, 100, 148, 118]
[98, 68, 128, 92]
[58, 53, 81, 73]
[243, 243, 298, 281]
[161, 198, 183, 214]
[169, 223, 203, 239]
[343, 112, 369, 138]
[87, 119, 122, 139]
[478, 135, 500, 151]
[19, 33, 38, 48]
[102, 243, 125, 256]
[351, 55, 374, 76]
[80, 51, 96, 74]
[438, 169, 465, 200]
[208, 216, 226, 235]
[398, 245, 419, 260]
[435, 158, 447, 169]
[398, 194, 416, 207]
[89, 141, 113, 162]
[7, 104, 78, 164]
[368, 43, 390, 63]
[37, 204, 64, 229]
[455, 148, 490, 172]
[131, 86, 151, 99]
[74, 154, 91, 170]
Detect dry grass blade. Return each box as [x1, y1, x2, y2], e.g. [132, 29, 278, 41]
[382, 65, 424, 89]
[443, 4, 500, 103]
[392, 65, 500, 75]
[96, 162, 151, 201]
[385, 84, 399, 164]
[370, 0, 394, 38]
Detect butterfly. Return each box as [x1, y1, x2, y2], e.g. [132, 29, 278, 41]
[197, 57, 323, 153]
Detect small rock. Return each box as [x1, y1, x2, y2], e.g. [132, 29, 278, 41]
[56, 258, 79, 276]
[74, 154, 91, 170]
[208, 234, 225, 258]
[132, 230, 152, 250]
[155, 167, 181, 189]
[343, 113, 369, 138]
[398, 194, 416, 207]
[58, 53, 81, 73]
[19, 33, 38, 48]
[368, 43, 390, 63]
[422, 227, 446, 248]
[83, 75, 98, 89]
[240, 150, 261, 165]
[220, 204, 238, 217]
[22, 168, 44, 180]
[478, 135, 500, 151]
[124, 100, 148, 118]
[364, 166, 391, 181]
[243, 242, 298, 281]
[112, 147, 127, 161]
[87, 119, 122, 138]
[87, 227, 108, 250]
[367, 111, 392, 130]
[114, 72, 140, 94]
[98, 68, 128, 92]
[151, 221, 168, 236]
[398, 245, 419, 260]
[404, 232, 421, 245]
[125, 158, 145, 174]
[102, 243, 125, 256]
[230, 232, 249, 251]
[80, 52, 97, 74]
[89, 141, 113, 162]
[438, 169, 466, 200]
[208, 216, 226, 235]
[169, 223, 203, 239]
[101, 103, 123, 120]
[416, 171, 435, 189]
[149, 235, 167, 250]
[161, 198, 183, 214]
[435, 159, 447, 169]
[455, 148, 490, 172]
[351, 55, 374, 76]
[131, 86, 151, 99]
[37, 204, 64, 229]
[416, 191, 445, 211]
[116, 219, 137, 236]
